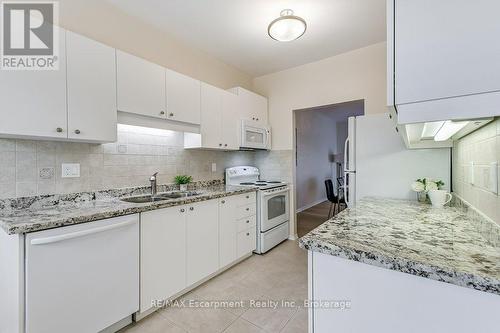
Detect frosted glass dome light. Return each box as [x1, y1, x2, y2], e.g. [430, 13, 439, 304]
[268, 9, 307, 42]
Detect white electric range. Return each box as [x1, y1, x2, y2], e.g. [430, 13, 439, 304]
[225, 166, 290, 254]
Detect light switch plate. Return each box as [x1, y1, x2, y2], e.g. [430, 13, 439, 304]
[489, 162, 498, 194]
[211, 163, 217, 172]
[469, 161, 474, 185]
[62, 163, 80, 178]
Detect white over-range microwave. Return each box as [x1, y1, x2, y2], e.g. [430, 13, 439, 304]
[240, 120, 271, 150]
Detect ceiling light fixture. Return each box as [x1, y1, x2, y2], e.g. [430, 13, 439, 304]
[268, 9, 307, 42]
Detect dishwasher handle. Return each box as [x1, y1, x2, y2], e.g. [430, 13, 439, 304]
[30, 219, 137, 245]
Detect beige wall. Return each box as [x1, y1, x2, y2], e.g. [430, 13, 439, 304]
[453, 119, 500, 226]
[253, 42, 387, 150]
[57, 0, 253, 90]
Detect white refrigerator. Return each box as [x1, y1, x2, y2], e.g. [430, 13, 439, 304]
[343, 113, 451, 206]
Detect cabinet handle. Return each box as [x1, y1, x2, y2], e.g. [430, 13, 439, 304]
[252, 117, 255, 120]
[256, 118, 259, 121]
[160, 110, 165, 115]
[180, 208, 185, 213]
[74, 129, 81, 134]
[246, 220, 249, 224]
[246, 195, 249, 199]
[219, 143, 222, 147]
[246, 232, 250, 236]
[246, 208, 249, 211]
[56, 127, 63, 133]
[169, 112, 174, 117]
[224, 144, 228, 147]
[221, 200, 225, 204]
[189, 207, 194, 211]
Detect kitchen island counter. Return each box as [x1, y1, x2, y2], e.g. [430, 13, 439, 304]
[299, 197, 500, 296]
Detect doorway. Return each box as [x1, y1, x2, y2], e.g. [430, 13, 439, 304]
[293, 100, 364, 237]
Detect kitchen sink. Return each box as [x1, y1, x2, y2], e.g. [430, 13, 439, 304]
[120, 191, 202, 203]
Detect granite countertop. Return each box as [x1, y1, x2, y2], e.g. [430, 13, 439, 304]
[299, 197, 500, 296]
[0, 183, 256, 235]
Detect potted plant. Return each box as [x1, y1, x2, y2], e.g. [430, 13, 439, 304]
[411, 178, 445, 203]
[174, 175, 192, 191]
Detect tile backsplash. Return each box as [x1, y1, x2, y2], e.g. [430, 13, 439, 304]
[0, 124, 255, 198]
[453, 118, 500, 226]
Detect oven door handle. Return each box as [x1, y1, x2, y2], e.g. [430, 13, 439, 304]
[261, 188, 290, 197]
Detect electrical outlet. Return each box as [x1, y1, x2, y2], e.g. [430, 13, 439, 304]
[39, 167, 54, 180]
[62, 163, 80, 178]
[211, 163, 217, 172]
[117, 144, 127, 154]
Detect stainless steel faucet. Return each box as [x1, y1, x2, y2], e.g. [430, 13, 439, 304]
[150, 172, 158, 197]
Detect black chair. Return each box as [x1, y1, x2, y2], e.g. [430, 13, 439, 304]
[325, 179, 346, 219]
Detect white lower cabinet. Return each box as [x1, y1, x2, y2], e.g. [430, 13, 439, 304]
[186, 200, 219, 286]
[140, 206, 186, 314]
[25, 215, 139, 333]
[237, 228, 257, 258]
[219, 195, 239, 268]
[219, 193, 257, 268]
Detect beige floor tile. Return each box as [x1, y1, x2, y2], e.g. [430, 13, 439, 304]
[223, 318, 265, 333]
[129, 240, 309, 333]
[160, 304, 237, 333]
[241, 298, 298, 333]
[119, 312, 186, 333]
[280, 307, 308, 333]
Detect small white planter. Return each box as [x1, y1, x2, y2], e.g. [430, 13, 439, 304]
[179, 184, 188, 191]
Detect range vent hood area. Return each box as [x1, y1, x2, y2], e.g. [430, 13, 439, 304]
[392, 112, 494, 149]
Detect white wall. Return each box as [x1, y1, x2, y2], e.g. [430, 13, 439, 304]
[253, 42, 387, 150]
[453, 119, 500, 225]
[296, 111, 339, 211]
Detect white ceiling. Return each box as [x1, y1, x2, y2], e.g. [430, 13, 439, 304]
[105, 0, 386, 77]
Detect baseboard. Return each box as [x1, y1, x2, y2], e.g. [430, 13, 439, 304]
[296, 197, 328, 213]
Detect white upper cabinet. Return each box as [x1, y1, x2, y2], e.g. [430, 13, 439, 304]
[116, 50, 166, 119]
[165, 68, 201, 124]
[0, 26, 67, 140]
[185, 83, 239, 150]
[198, 82, 223, 149]
[388, 0, 500, 124]
[230, 87, 268, 123]
[221, 90, 240, 150]
[66, 31, 117, 142]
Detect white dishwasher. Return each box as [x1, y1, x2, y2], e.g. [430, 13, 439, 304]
[25, 214, 139, 333]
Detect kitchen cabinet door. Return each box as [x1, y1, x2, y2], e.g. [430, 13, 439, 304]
[116, 50, 166, 119]
[395, 0, 500, 105]
[0, 26, 67, 140]
[221, 91, 240, 150]
[66, 31, 117, 142]
[165, 68, 201, 124]
[218, 196, 238, 268]
[186, 199, 219, 286]
[140, 206, 186, 314]
[200, 83, 223, 149]
[231, 87, 268, 123]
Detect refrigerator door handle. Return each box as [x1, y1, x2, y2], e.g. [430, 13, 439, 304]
[344, 171, 350, 207]
[344, 137, 349, 172]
